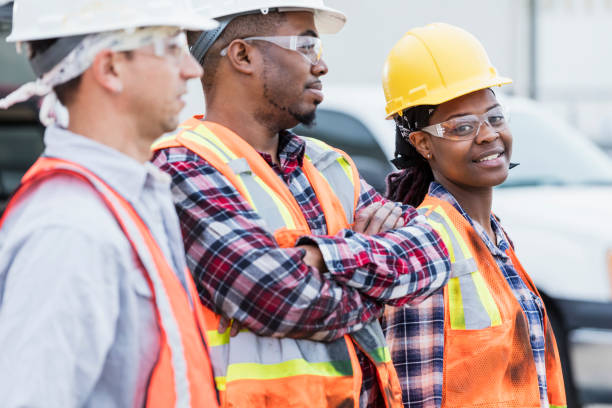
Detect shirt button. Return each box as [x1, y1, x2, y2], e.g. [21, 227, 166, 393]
[333, 261, 343, 270]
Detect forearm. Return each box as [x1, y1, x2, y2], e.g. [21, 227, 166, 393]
[298, 217, 450, 306]
[189, 231, 383, 341]
[297, 179, 451, 306]
[160, 154, 384, 341]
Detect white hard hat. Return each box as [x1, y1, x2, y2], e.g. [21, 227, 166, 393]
[7, 0, 218, 42]
[195, 0, 346, 34]
[190, 0, 346, 62]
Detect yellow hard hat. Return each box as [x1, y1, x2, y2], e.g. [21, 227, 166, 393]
[382, 23, 512, 119]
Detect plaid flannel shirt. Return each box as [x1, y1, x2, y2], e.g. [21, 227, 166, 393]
[152, 129, 450, 408]
[382, 182, 549, 408]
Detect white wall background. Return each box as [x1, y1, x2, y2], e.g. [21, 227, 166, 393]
[321, 0, 531, 96]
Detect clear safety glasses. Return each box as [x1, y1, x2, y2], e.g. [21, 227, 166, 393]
[136, 31, 190, 62]
[420, 105, 510, 141]
[220, 35, 323, 65]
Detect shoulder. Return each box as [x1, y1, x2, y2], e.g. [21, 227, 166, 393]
[2, 175, 131, 253]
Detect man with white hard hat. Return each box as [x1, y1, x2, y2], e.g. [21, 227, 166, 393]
[0, 1, 220, 406]
[152, 1, 450, 407]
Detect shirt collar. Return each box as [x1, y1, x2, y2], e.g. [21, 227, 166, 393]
[42, 126, 171, 203]
[427, 181, 509, 257]
[257, 130, 305, 167]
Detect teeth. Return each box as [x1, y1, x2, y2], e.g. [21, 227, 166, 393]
[477, 152, 502, 162]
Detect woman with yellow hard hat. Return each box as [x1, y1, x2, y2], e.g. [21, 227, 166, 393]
[381, 23, 567, 408]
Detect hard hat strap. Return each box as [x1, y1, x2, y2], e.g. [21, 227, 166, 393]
[0, 26, 181, 126]
[29, 34, 87, 77]
[190, 7, 289, 64]
[190, 15, 234, 64]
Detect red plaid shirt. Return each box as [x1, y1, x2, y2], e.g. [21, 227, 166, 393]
[152, 128, 450, 407]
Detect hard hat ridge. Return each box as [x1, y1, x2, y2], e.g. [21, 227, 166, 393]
[188, 0, 346, 62]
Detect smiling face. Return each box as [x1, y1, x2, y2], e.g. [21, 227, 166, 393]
[255, 11, 328, 129]
[410, 89, 513, 195]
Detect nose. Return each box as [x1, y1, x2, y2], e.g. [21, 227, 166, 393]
[311, 57, 328, 77]
[474, 121, 499, 144]
[181, 53, 204, 79]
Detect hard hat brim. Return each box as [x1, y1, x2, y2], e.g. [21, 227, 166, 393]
[6, 13, 219, 42]
[385, 76, 513, 119]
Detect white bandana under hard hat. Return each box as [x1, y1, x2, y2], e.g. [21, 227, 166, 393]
[0, 26, 183, 128]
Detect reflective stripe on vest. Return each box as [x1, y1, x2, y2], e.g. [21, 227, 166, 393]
[418, 195, 567, 408]
[0, 158, 219, 408]
[152, 117, 403, 408]
[302, 136, 358, 224]
[418, 205, 502, 330]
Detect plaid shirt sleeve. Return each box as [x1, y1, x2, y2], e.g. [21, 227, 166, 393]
[153, 147, 383, 342]
[298, 178, 450, 307]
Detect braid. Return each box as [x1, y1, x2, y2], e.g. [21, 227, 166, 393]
[385, 105, 436, 207]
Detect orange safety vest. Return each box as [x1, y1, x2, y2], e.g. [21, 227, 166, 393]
[152, 117, 403, 408]
[414, 195, 566, 408]
[0, 157, 220, 408]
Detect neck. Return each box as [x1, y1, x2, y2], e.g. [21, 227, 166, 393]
[205, 97, 282, 165]
[66, 104, 154, 164]
[436, 178, 494, 237]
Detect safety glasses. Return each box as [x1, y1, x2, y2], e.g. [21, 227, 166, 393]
[220, 35, 323, 65]
[135, 31, 191, 62]
[420, 105, 510, 141]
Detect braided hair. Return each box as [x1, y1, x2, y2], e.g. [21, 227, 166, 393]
[385, 105, 436, 206]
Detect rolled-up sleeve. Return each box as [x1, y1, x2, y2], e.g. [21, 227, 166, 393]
[153, 148, 383, 342]
[298, 178, 450, 306]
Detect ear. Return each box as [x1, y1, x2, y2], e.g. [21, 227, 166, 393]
[224, 39, 257, 75]
[89, 50, 124, 93]
[409, 131, 433, 160]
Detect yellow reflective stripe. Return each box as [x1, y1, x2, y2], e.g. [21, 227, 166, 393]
[304, 138, 354, 185]
[550, 405, 567, 408]
[368, 346, 392, 364]
[336, 156, 354, 184]
[151, 133, 177, 149]
[448, 277, 466, 329]
[181, 131, 258, 209]
[194, 124, 240, 160]
[181, 131, 230, 162]
[433, 207, 472, 259]
[225, 358, 353, 383]
[471, 272, 502, 326]
[206, 329, 231, 347]
[215, 376, 226, 391]
[252, 176, 296, 229]
[426, 218, 456, 263]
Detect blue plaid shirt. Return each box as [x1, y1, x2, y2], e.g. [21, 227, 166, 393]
[383, 182, 549, 408]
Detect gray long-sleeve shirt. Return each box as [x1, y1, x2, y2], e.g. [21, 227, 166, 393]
[0, 126, 190, 407]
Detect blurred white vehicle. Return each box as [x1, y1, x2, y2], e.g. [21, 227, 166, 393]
[292, 84, 612, 408]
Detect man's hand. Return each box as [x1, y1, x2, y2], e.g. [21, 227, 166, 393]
[218, 316, 243, 337]
[297, 244, 328, 272]
[353, 201, 405, 235]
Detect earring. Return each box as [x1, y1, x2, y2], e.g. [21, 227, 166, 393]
[426, 153, 431, 159]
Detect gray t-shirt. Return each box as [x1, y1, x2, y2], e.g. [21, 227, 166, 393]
[0, 126, 190, 407]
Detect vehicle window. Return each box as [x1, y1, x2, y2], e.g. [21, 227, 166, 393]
[294, 109, 393, 193]
[0, 29, 44, 212]
[502, 110, 612, 187]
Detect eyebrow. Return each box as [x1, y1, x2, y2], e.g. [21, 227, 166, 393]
[443, 103, 500, 121]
